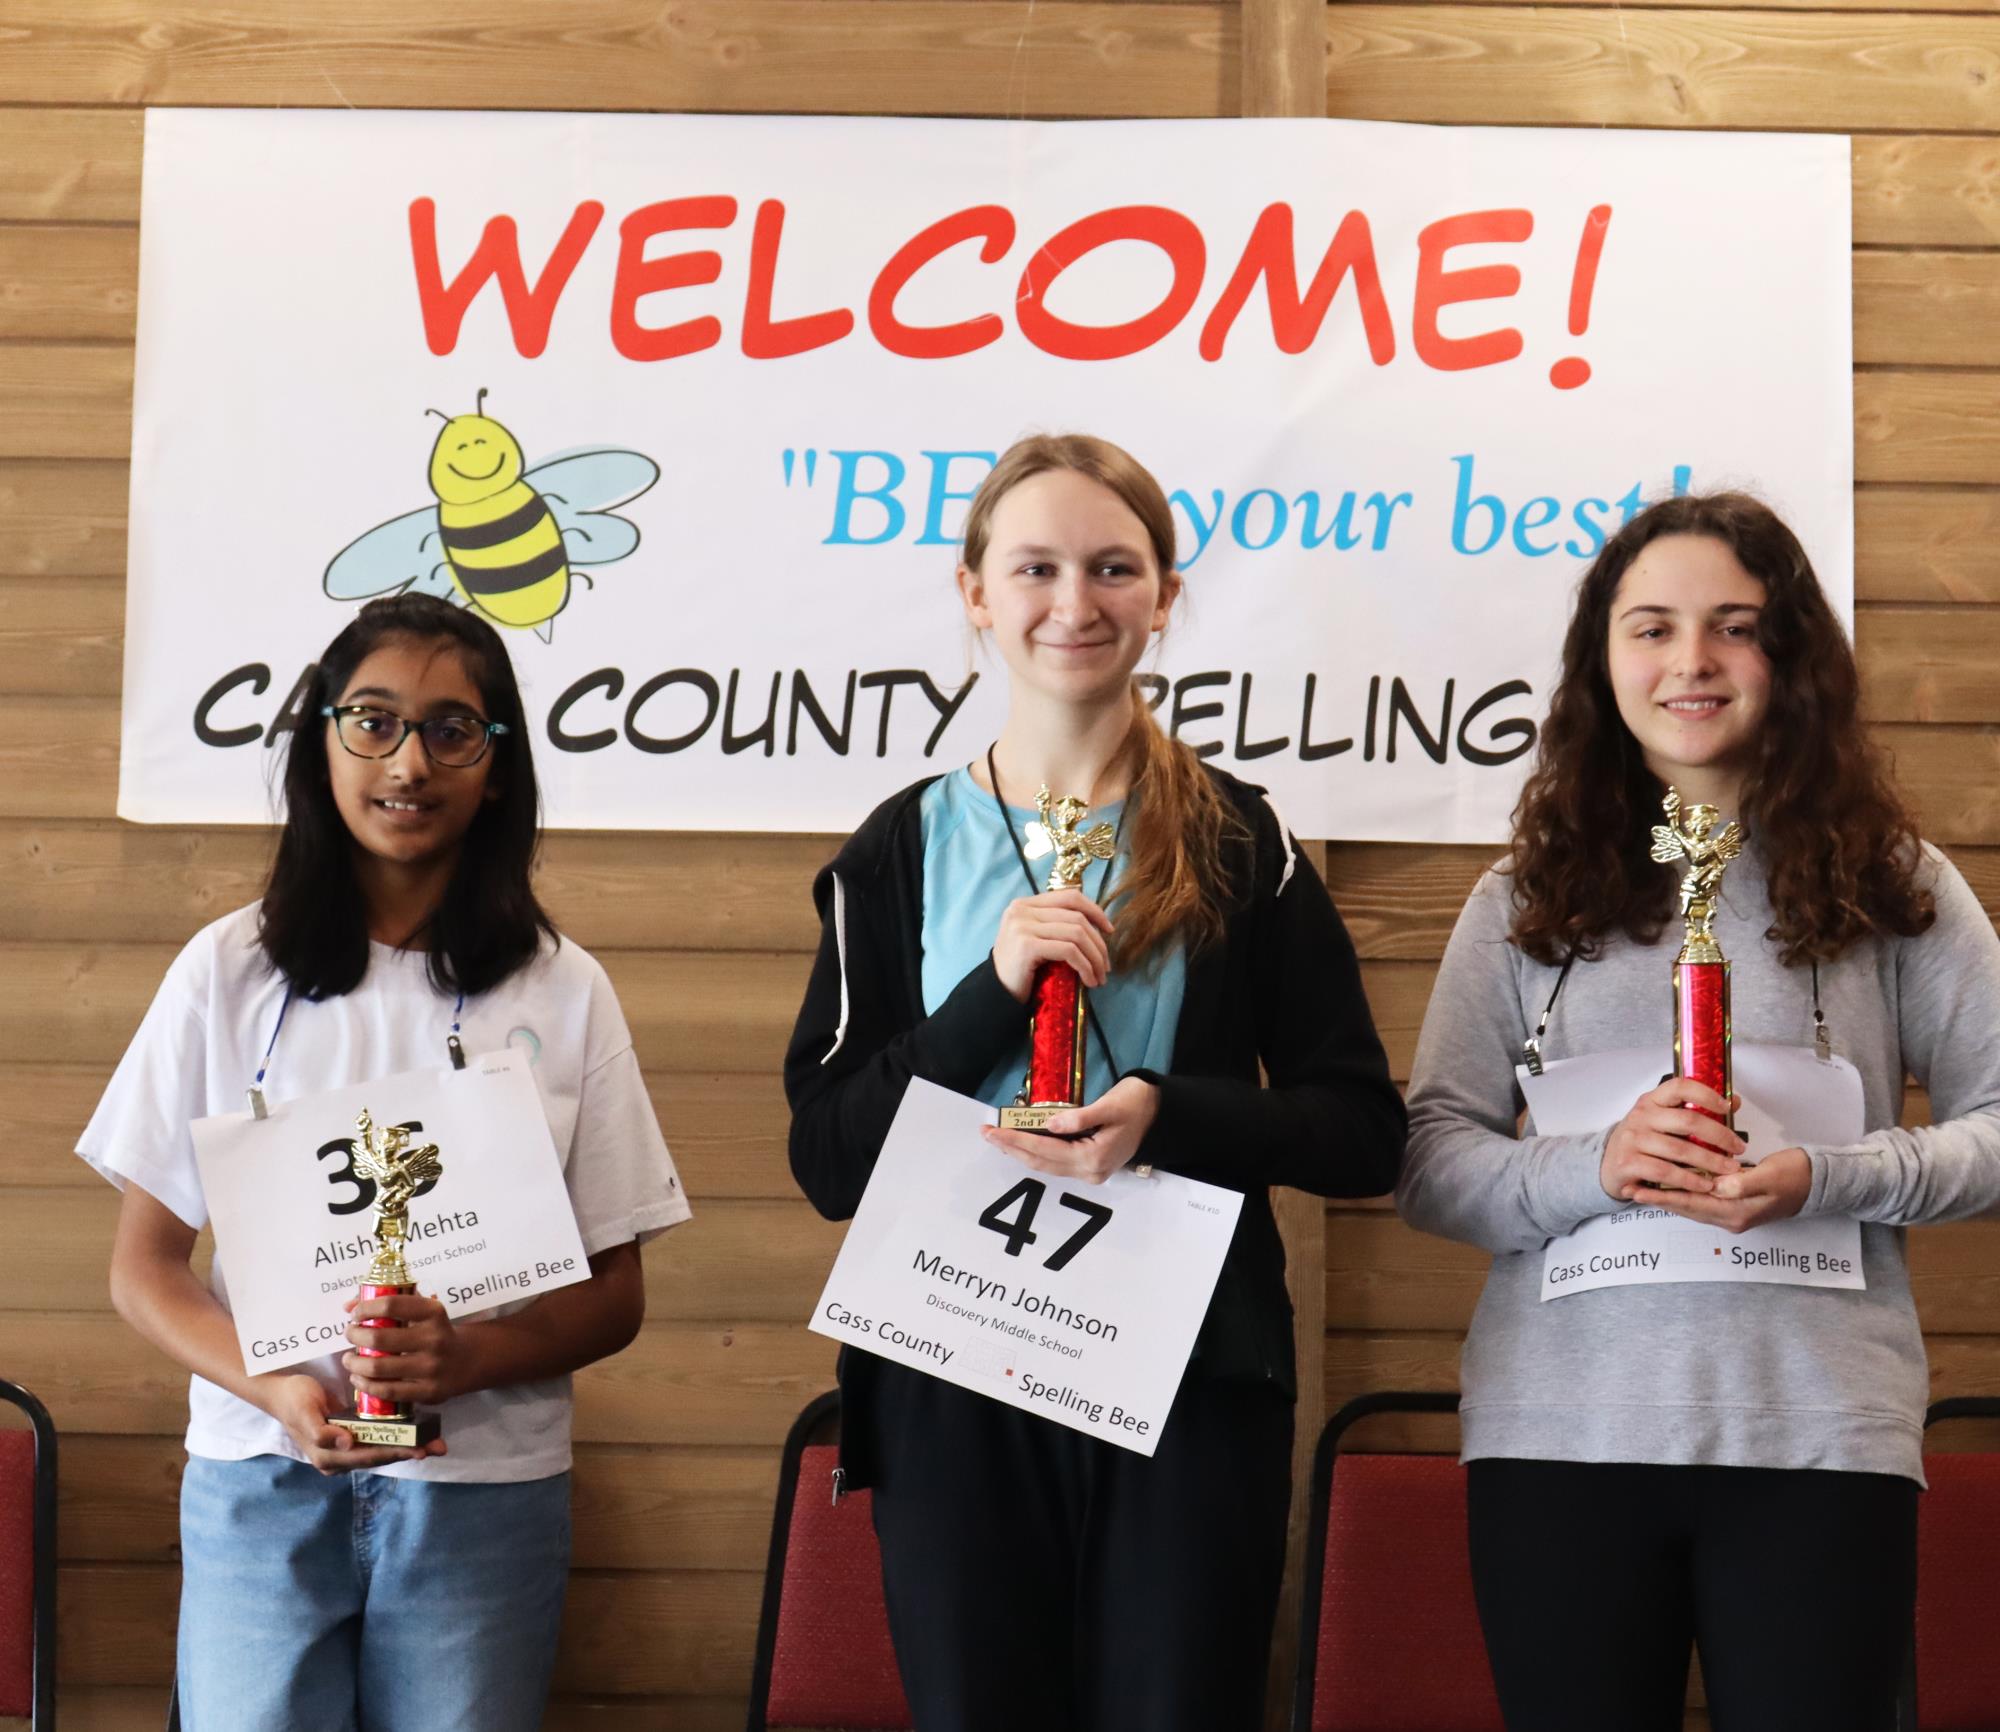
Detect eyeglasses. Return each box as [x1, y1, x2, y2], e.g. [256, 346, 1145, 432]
[321, 704, 509, 768]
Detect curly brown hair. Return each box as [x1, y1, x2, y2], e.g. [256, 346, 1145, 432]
[1507, 491, 1934, 965]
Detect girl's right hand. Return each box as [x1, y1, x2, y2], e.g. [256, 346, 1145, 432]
[1600, 1078, 1747, 1202]
[258, 1372, 444, 1476]
[993, 889, 1115, 1001]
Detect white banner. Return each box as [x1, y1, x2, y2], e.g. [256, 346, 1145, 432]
[126, 111, 1852, 838]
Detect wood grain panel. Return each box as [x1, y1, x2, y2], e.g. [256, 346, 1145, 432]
[0, 459, 128, 580]
[1, 1185, 841, 1322]
[7, 1313, 835, 1441]
[1853, 139, 2000, 251]
[0, 223, 135, 342]
[0, 576, 123, 696]
[6, 464, 1994, 604]
[0, 818, 832, 952]
[0, 344, 130, 461]
[1854, 253, 2000, 369]
[57, 1432, 783, 1571]
[1324, 9, 2000, 133]
[0, 110, 143, 223]
[55, 1558, 765, 1695]
[1858, 373, 2000, 488]
[6, 120, 2000, 251]
[1856, 487, 2000, 605]
[0, 2, 1235, 116]
[1856, 604, 2000, 725]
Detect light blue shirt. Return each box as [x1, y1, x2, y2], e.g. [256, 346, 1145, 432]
[919, 767, 1186, 1111]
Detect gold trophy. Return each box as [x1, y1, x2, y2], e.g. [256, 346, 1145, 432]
[998, 788, 1116, 1132]
[332, 1108, 446, 1447]
[1649, 789, 1745, 1135]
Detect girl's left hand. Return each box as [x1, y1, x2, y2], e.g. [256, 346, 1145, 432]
[342, 1292, 471, 1407]
[1636, 1146, 1812, 1232]
[981, 1077, 1160, 1185]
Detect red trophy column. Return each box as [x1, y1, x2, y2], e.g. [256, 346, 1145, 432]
[999, 789, 1114, 1133]
[1652, 790, 1744, 1135]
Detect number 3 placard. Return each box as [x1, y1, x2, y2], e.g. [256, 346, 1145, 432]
[190, 1047, 589, 1374]
[809, 1078, 1244, 1455]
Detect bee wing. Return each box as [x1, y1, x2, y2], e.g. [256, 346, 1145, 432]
[1081, 824, 1117, 860]
[1022, 822, 1055, 861]
[323, 503, 448, 601]
[526, 449, 661, 567]
[1648, 825, 1683, 863]
[406, 1147, 444, 1188]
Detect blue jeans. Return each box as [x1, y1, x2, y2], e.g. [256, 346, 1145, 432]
[176, 1456, 570, 1732]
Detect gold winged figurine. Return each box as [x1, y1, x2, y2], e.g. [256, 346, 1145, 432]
[350, 1108, 444, 1286]
[1649, 788, 1745, 959]
[1023, 787, 1117, 892]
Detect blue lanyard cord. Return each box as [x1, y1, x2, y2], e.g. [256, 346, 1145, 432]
[253, 984, 295, 1090]
[250, 984, 470, 1114]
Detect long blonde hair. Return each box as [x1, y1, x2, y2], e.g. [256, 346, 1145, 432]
[960, 433, 1246, 965]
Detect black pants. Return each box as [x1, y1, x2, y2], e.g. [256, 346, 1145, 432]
[1466, 1458, 1919, 1732]
[867, 1364, 1294, 1732]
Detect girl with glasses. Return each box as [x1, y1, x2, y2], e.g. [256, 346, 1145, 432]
[784, 433, 1407, 1732]
[1398, 494, 2000, 1732]
[79, 594, 689, 1731]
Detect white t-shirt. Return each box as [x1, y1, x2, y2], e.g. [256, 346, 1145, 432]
[77, 904, 691, 1483]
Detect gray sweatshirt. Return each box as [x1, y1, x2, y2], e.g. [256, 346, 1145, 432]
[1398, 844, 2000, 1484]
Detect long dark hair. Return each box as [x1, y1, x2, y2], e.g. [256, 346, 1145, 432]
[1508, 491, 1933, 965]
[259, 595, 557, 999]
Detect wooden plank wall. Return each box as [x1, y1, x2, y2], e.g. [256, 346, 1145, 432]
[1, 4, 1996, 1730]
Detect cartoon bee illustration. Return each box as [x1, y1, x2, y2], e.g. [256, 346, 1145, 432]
[325, 392, 660, 641]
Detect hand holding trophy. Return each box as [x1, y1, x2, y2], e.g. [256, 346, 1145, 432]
[333, 1108, 447, 1447]
[998, 787, 1117, 1133]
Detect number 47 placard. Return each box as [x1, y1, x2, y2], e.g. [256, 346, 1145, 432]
[809, 1078, 1244, 1456]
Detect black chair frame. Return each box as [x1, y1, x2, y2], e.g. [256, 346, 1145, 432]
[1291, 1390, 1461, 1732]
[0, 1377, 57, 1732]
[745, 1388, 844, 1732]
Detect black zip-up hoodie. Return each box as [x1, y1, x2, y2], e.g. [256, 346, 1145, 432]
[783, 765, 1407, 1488]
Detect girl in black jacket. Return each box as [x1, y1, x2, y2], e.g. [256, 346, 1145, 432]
[783, 432, 1406, 1732]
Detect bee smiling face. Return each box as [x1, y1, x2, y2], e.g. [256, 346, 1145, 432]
[427, 413, 525, 505]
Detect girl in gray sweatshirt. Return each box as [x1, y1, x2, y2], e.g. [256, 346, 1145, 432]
[1398, 492, 2000, 1732]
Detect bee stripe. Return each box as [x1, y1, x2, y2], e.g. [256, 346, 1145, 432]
[453, 541, 568, 596]
[438, 496, 551, 552]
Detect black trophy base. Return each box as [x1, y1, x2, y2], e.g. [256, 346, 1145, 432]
[334, 1409, 441, 1448]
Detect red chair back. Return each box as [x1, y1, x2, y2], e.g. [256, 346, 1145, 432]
[0, 1427, 32, 1719]
[751, 1409, 912, 1732]
[1916, 1450, 2000, 1730]
[1308, 1452, 1505, 1732]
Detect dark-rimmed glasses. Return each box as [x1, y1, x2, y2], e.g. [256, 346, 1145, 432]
[321, 704, 509, 768]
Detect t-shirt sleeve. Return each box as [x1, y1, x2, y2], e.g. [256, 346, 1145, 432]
[564, 962, 691, 1255]
[74, 934, 215, 1230]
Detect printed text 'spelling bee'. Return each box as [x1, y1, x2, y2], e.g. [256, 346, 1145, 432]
[325, 393, 660, 641]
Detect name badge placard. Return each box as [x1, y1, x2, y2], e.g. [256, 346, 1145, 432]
[191, 1046, 590, 1372]
[810, 1078, 1243, 1456]
[1526, 1043, 1867, 1301]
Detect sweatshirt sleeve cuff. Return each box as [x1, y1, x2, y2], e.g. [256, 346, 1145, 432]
[1802, 1144, 1877, 1218]
[1539, 1134, 1617, 1234]
[913, 954, 1029, 1091]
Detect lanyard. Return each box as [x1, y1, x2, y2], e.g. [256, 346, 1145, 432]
[1519, 950, 1831, 1074]
[984, 746, 1126, 1087]
[247, 982, 466, 1119]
